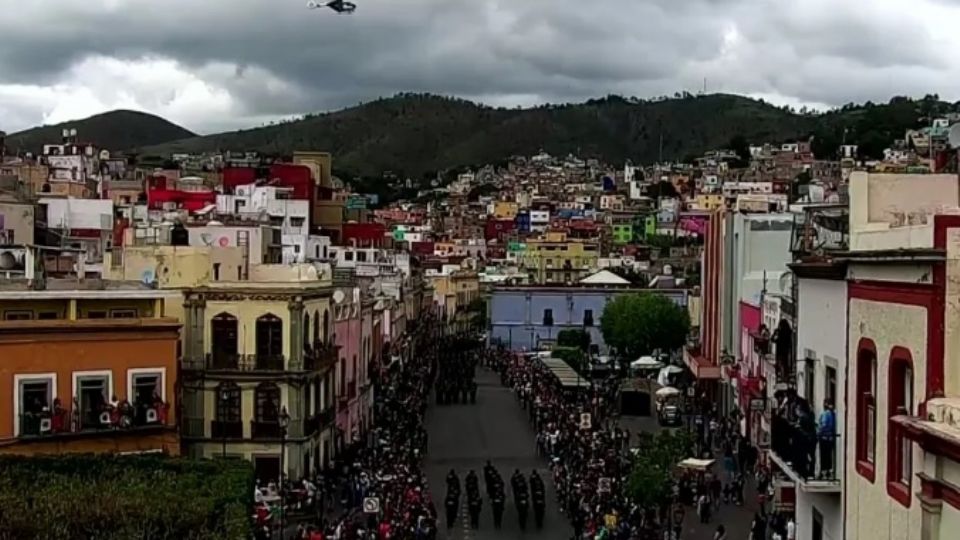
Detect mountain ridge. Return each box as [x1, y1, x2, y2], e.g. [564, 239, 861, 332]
[8, 93, 953, 178]
[4, 110, 195, 154]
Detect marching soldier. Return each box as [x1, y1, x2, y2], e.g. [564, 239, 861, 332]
[444, 487, 459, 529]
[531, 471, 546, 529]
[490, 486, 505, 529]
[467, 491, 482, 529]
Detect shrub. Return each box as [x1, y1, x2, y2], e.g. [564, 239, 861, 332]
[0, 454, 253, 539]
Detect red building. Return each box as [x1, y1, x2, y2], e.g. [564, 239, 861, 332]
[342, 223, 386, 248]
[484, 219, 516, 242]
[145, 176, 216, 212]
[685, 209, 724, 383]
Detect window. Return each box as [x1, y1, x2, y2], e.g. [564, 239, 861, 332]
[583, 309, 594, 327]
[887, 347, 914, 507]
[110, 309, 137, 319]
[211, 313, 239, 367]
[87, 311, 107, 319]
[37, 311, 59, 320]
[255, 383, 280, 423]
[313, 311, 320, 346]
[74, 372, 111, 430]
[303, 312, 312, 351]
[130, 371, 162, 408]
[856, 339, 877, 481]
[255, 313, 283, 358]
[17, 376, 54, 436]
[216, 382, 241, 423]
[344, 251, 354, 261]
[543, 309, 554, 326]
[4, 310, 33, 321]
[213, 263, 221, 280]
[804, 358, 816, 405]
[357, 251, 367, 262]
[825, 364, 837, 408]
[290, 217, 305, 228]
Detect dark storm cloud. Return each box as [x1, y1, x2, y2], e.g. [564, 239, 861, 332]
[0, 0, 957, 132]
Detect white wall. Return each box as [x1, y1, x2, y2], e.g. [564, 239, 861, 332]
[41, 198, 113, 230]
[795, 277, 847, 540]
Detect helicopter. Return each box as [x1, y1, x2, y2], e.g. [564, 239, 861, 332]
[307, 0, 356, 13]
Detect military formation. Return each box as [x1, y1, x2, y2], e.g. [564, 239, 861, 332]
[443, 464, 547, 532]
[434, 337, 479, 405]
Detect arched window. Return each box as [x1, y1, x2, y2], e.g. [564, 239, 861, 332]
[323, 309, 331, 344]
[255, 382, 281, 423]
[303, 312, 311, 351]
[856, 338, 878, 482]
[216, 382, 241, 423]
[211, 313, 239, 368]
[256, 313, 283, 359]
[887, 347, 914, 506]
[313, 311, 320, 347]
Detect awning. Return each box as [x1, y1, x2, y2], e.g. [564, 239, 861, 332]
[683, 348, 721, 380]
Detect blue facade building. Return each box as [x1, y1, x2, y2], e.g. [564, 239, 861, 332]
[515, 211, 531, 233]
[488, 285, 689, 352]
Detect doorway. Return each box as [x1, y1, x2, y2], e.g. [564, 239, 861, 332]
[812, 507, 823, 540]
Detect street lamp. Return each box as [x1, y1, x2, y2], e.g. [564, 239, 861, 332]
[278, 406, 290, 537]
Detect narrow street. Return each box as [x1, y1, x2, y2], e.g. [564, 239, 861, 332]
[424, 368, 567, 540]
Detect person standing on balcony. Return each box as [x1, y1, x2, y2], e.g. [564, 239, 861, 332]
[817, 399, 837, 479]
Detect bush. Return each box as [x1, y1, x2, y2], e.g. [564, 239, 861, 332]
[0, 454, 254, 540]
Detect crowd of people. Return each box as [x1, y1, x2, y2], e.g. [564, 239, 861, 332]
[433, 336, 479, 405]
[285, 323, 439, 540]
[500, 352, 652, 539]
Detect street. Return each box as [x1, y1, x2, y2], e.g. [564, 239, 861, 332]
[424, 368, 568, 540]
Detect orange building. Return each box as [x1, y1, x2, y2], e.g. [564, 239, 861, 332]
[0, 290, 181, 456]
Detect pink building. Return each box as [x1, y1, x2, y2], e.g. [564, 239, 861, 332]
[334, 289, 362, 450]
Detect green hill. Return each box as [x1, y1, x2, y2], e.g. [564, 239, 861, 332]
[4, 110, 195, 154]
[146, 93, 953, 178]
[12, 93, 953, 178]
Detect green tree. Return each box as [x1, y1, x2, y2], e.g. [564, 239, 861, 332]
[552, 346, 589, 375]
[600, 294, 690, 360]
[626, 430, 694, 510]
[726, 134, 751, 167]
[556, 329, 591, 351]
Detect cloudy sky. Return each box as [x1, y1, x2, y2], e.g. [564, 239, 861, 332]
[1, 0, 958, 135]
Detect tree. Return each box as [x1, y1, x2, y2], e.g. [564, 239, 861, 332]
[552, 346, 589, 375]
[600, 294, 690, 360]
[0, 455, 253, 539]
[626, 430, 693, 510]
[726, 134, 751, 167]
[556, 329, 591, 351]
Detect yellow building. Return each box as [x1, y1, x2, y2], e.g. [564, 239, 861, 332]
[430, 270, 480, 334]
[521, 232, 599, 284]
[695, 194, 725, 211]
[493, 201, 520, 220]
[106, 244, 338, 480]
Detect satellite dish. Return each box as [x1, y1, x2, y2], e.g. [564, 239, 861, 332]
[948, 123, 960, 149]
[332, 290, 346, 304]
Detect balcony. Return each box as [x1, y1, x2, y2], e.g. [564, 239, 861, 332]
[17, 402, 170, 440]
[200, 353, 288, 372]
[255, 355, 285, 371]
[305, 408, 335, 435]
[303, 342, 338, 372]
[211, 420, 244, 439]
[768, 401, 841, 493]
[250, 420, 282, 439]
[791, 204, 848, 257]
[209, 353, 241, 370]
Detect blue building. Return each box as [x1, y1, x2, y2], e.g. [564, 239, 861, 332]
[515, 211, 531, 233]
[488, 285, 688, 352]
